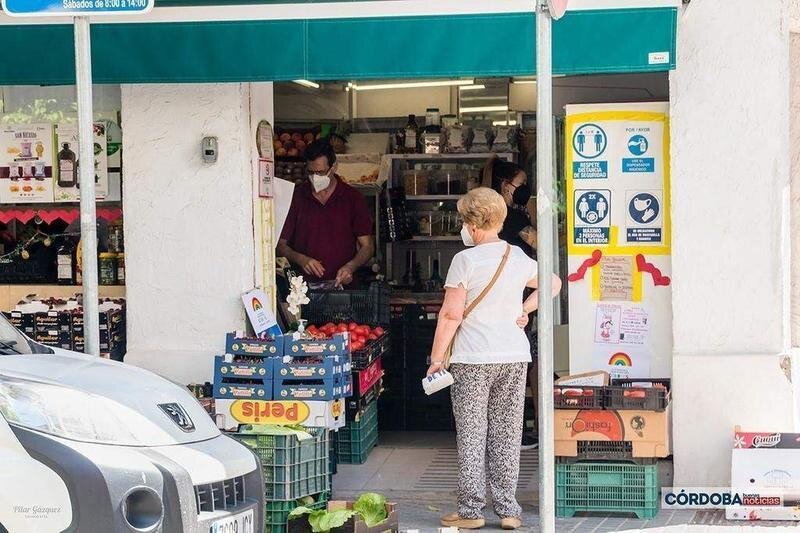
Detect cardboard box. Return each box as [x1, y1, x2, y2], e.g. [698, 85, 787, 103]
[284, 333, 348, 358]
[555, 370, 609, 387]
[352, 356, 384, 398]
[213, 382, 271, 401]
[35, 310, 71, 333]
[34, 329, 72, 350]
[225, 332, 283, 357]
[273, 374, 351, 401]
[6, 310, 35, 335]
[288, 502, 398, 533]
[274, 353, 351, 380]
[214, 355, 273, 381]
[727, 430, 800, 521]
[554, 407, 670, 458]
[215, 398, 345, 430]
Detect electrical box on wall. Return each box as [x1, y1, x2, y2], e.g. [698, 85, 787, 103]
[202, 136, 218, 163]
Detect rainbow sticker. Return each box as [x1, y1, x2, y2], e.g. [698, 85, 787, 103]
[251, 297, 263, 311]
[608, 352, 632, 366]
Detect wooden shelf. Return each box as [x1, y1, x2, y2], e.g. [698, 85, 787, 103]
[406, 194, 462, 201]
[410, 236, 462, 242]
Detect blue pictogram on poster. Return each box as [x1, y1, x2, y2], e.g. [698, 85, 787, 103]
[573, 123, 607, 160]
[574, 189, 610, 245]
[576, 191, 610, 225]
[626, 192, 662, 243]
[623, 134, 654, 173]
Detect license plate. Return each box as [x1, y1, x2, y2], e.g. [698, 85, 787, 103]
[210, 509, 254, 533]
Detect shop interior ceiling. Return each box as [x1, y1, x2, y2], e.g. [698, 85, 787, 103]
[0, 5, 676, 84]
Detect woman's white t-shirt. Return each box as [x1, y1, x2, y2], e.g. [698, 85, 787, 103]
[444, 240, 538, 364]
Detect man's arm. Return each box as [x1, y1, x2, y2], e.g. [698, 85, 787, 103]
[335, 235, 375, 286]
[277, 239, 325, 278]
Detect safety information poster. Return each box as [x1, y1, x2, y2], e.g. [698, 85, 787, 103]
[566, 102, 671, 379]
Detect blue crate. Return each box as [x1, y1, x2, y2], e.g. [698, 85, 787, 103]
[274, 353, 351, 380]
[283, 333, 348, 358]
[274, 375, 349, 401]
[225, 332, 283, 357]
[214, 382, 272, 400]
[214, 355, 274, 381]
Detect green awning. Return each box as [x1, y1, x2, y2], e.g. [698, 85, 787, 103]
[0, 7, 676, 84]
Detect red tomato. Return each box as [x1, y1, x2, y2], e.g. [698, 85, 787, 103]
[357, 325, 370, 336]
[323, 322, 335, 331]
[307, 325, 318, 333]
[352, 341, 365, 351]
[336, 324, 348, 333]
[368, 334, 378, 341]
[348, 322, 358, 331]
[373, 326, 385, 336]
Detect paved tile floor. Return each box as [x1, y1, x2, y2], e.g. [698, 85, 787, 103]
[331, 432, 798, 532]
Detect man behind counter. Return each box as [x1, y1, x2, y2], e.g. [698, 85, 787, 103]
[277, 139, 374, 287]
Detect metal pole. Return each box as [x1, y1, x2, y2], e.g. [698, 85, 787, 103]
[74, 16, 100, 357]
[536, 2, 555, 532]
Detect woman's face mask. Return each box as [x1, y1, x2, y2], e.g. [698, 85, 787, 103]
[460, 225, 476, 247]
[512, 183, 532, 206]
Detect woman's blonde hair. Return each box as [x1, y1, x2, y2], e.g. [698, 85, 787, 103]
[457, 187, 508, 230]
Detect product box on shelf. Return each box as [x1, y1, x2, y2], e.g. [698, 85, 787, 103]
[726, 429, 800, 521]
[215, 398, 345, 430]
[5, 310, 35, 335]
[225, 332, 283, 357]
[34, 329, 72, 350]
[273, 373, 352, 401]
[274, 353, 351, 380]
[554, 407, 671, 458]
[284, 333, 349, 358]
[34, 310, 71, 333]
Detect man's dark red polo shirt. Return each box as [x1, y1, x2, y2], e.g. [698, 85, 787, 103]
[280, 176, 373, 282]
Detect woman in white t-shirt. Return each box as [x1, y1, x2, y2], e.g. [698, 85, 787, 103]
[427, 187, 561, 531]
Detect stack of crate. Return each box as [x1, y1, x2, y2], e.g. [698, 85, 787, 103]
[337, 398, 379, 464]
[233, 427, 331, 533]
[554, 378, 671, 520]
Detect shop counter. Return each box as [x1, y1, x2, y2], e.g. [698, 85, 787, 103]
[0, 284, 125, 310]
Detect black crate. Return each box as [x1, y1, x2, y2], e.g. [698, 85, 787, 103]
[305, 283, 390, 326]
[556, 441, 657, 465]
[606, 379, 670, 412]
[351, 333, 389, 370]
[554, 385, 604, 410]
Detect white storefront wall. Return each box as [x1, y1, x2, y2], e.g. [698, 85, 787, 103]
[121, 1, 798, 485]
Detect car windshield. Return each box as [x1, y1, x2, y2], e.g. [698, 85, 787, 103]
[0, 314, 51, 355]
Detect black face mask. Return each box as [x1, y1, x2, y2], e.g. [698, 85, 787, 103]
[512, 184, 532, 206]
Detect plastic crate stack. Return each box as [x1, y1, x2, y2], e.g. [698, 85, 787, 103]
[338, 396, 379, 464]
[554, 378, 671, 520]
[232, 428, 331, 533]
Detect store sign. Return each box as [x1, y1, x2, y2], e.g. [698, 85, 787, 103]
[230, 400, 311, 425]
[1, 0, 154, 17]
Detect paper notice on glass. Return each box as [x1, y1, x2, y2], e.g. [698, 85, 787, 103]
[599, 255, 634, 301]
[242, 287, 282, 338]
[619, 306, 649, 345]
[258, 158, 274, 198]
[592, 343, 651, 380]
[594, 304, 621, 344]
[273, 177, 295, 243]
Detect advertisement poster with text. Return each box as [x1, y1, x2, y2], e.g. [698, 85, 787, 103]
[0, 124, 54, 203]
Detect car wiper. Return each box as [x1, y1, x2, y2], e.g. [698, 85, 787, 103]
[0, 340, 20, 355]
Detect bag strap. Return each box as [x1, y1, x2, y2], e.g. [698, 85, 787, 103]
[464, 243, 511, 318]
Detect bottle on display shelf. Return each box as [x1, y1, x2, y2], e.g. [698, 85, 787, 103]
[404, 114, 419, 153]
[56, 241, 75, 285]
[57, 143, 77, 188]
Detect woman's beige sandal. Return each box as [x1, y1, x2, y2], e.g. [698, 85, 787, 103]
[441, 513, 486, 529]
[501, 517, 523, 530]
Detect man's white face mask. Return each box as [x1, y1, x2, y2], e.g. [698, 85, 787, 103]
[309, 173, 331, 193]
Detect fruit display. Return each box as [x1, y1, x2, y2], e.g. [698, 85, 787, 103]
[306, 322, 385, 353]
[274, 129, 319, 159]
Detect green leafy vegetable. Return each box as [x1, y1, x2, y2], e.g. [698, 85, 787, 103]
[308, 509, 358, 532]
[352, 493, 388, 527]
[288, 506, 314, 520]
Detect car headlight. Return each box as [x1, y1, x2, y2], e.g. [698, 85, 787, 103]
[0, 376, 161, 445]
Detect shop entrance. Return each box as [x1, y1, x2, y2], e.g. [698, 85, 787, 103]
[272, 72, 670, 511]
